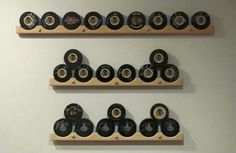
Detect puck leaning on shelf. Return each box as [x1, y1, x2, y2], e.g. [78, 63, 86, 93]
[84, 11, 103, 30]
[74, 118, 94, 137]
[127, 12, 146, 30]
[53, 64, 72, 82]
[170, 11, 189, 30]
[161, 118, 180, 137]
[53, 118, 73, 137]
[107, 103, 126, 123]
[96, 118, 115, 137]
[150, 103, 169, 123]
[160, 64, 179, 82]
[191, 11, 211, 30]
[139, 64, 157, 82]
[118, 118, 136, 137]
[74, 64, 93, 82]
[139, 118, 158, 137]
[149, 11, 167, 30]
[64, 49, 83, 69]
[96, 64, 115, 82]
[106, 11, 124, 30]
[149, 49, 168, 68]
[19, 12, 40, 30]
[62, 11, 81, 30]
[64, 103, 83, 122]
[41, 12, 60, 30]
[117, 64, 136, 82]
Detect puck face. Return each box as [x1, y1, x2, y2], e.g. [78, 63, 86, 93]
[170, 11, 189, 30]
[96, 64, 115, 82]
[118, 118, 136, 137]
[96, 118, 115, 137]
[118, 64, 136, 82]
[64, 103, 83, 122]
[20, 12, 40, 30]
[160, 64, 179, 82]
[106, 11, 124, 30]
[149, 12, 167, 30]
[191, 11, 210, 30]
[62, 12, 81, 30]
[161, 118, 180, 137]
[84, 12, 103, 30]
[127, 12, 146, 30]
[74, 64, 93, 82]
[150, 49, 168, 68]
[139, 118, 158, 137]
[53, 64, 72, 82]
[107, 103, 126, 123]
[139, 64, 157, 82]
[150, 103, 169, 122]
[64, 49, 83, 69]
[53, 118, 72, 137]
[75, 118, 94, 137]
[41, 12, 60, 30]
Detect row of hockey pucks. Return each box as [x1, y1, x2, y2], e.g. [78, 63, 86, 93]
[53, 49, 180, 83]
[54, 103, 180, 138]
[20, 11, 211, 31]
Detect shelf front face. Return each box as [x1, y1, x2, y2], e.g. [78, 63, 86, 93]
[49, 77, 183, 88]
[50, 132, 184, 144]
[16, 25, 214, 35]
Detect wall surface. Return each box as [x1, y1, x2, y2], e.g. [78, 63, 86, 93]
[0, 0, 236, 153]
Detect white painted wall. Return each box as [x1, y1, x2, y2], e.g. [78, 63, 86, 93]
[0, 0, 235, 152]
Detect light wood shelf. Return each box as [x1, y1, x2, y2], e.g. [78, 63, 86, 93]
[16, 25, 214, 35]
[49, 77, 183, 88]
[50, 132, 184, 144]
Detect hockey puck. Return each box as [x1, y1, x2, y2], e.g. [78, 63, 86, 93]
[161, 118, 180, 137]
[74, 64, 93, 82]
[19, 12, 40, 30]
[139, 64, 157, 82]
[62, 11, 81, 30]
[53, 118, 73, 137]
[127, 12, 146, 30]
[118, 118, 136, 137]
[149, 11, 167, 30]
[150, 103, 169, 122]
[64, 49, 83, 69]
[106, 11, 124, 30]
[107, 103, 126, 123]
[160, 64, 179, 82]
[170, 11, 189, 30]
[96, 118, 115, 137]
[96, 64, 115, 82]
[191, 11, 210, 30]
[74, 118, 94, 137]
[117, 64, 136, 82]
[64, 103, 83, 122]
[139, 118, 158, 137]
[84, 11, 103, 30]
[149, 49, 168, 68]
[41, 12, 60, 30]
[53, 64, 72, 82]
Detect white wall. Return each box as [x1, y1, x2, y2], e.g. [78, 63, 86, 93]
[0, 0, 236, 153]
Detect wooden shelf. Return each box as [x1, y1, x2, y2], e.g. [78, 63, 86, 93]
[16, 25, 214, 35]
[49, 77, 183, 88]
[50, 132, 184, 144]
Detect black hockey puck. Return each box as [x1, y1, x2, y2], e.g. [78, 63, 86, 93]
[74, 118, 94, 137]
[74, 64, 93, 82]
[170, 11, 189, 30]
[64, 49, 83, 69]
[19, 12, 40, 30]
[53, 118, 73, 137]
[161, 118, 180, 137]
[96, 118, 115, 137]
[106, 11, 124, 30]
[62, 11, 81, 30]
[139, 64, 157, 82]
[127, 12, 146, 30]
[149, 49, 168, 68]
[96, 64, 115, 82]
[64, 103, 83, 122]
[117, 64, 136, 82]
[107, 103, 126, 123]
[118, 118, 136, 137]
[160, 64, 179, 82]
[53, 64, 72, 82]
[150, 103, 169, 123]
[41, 12, 60, 30]
[84, 11, 103, 30]
[149, 11, 167, 30]
[139, 118, 158, 137]
[191, 11, 210, 30]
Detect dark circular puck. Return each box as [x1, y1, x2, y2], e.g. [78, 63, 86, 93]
[139, 118, 158, 137]
[64, 103, 83, 122]
[149, 11, 167, 30]
[139, 64, 157, 82]
[96, 64, 115, 82]
[191, 11, 210, 30]
[74, 118, 94, 137]
[118, 118, 136, 137]
[96, 118, 115, 137]
[106, 11, 124, 30]
[127, 12, 146, 30]
[149, 49, 168, 68]
[74, 64, 93, 82]
[150, 103, 169, 123]
[117, 64, 136, 82]
[160, 64, 179, 82]
[53, 64, 72, 82]
[161, 118, 180, 137]
[62, 11, 81, 30]
[170, 11, 189, 30]
[84, 11, 103, 30]
[41, 12, 60, 30]
[64, 49, 83, 69]
[53, 118, 73, 137]
[107, 103, 126, 123]
[19, 12, 40, 30]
